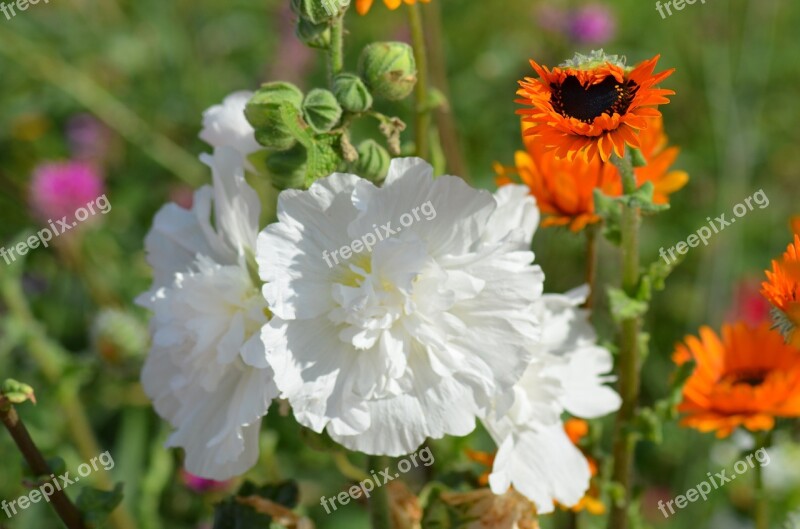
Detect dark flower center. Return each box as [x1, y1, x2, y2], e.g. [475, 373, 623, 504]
[724, 369, 769, 387]
[551, 75, 636, 123]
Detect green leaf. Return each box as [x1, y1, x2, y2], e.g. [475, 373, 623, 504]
[619, 181, 670, 214]
[633, 407, 663, 444]
[213, 481, 301, 529]
[607, 288, 648, 324]
[593, 189, 622, 245]
[76, 483, 124, 529]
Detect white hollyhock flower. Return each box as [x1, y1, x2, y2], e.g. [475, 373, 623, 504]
[199, 91, 261, 172]
[137, 147, 278, 480]
[484, 287, 621, 513]
[256, 158, 544, 456]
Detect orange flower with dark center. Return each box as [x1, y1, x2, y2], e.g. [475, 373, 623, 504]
[517, 51, 674, 162]
[674, 322, 800, 438]
[495, 115, 687, 232]
[762, 235, 800, 340]
[355, 0, 429, 15]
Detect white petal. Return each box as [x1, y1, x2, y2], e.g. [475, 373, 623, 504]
[486, 422, 591, 514]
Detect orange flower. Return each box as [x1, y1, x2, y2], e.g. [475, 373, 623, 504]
[633, 116, 688, 204]
[355, 0, 429, 15]
[495, 115, 686, 232]
[762, 235, 800, 340]
[517, 51, 674, 162]
[674, 322, 800, 438]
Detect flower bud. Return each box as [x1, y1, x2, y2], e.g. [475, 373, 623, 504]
[296, 18, 331, 49]
[245, 82, 304, 151]
[291, 0, 340, 25]
[353, 140, 390, 183]
[266, 144, 308, 190]
[358, 42, 417, 101]
[332, 73, 373, 113]
[302, 88, 343, 133]
[91, 309, 148, 364]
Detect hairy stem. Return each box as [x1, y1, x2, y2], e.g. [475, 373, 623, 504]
[584, 224, 598, 309]
[329, 14, 345, 83]
[367, 455, 392, 529]
[607, 153, 641, 529]
[754, 433, 770, 529]
[407, 2, 431, 160]
[0, 396, 87, 529]
[0, 274, 138, 529]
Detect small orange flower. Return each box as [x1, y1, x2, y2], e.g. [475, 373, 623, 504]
[762, 235, 800, 340]
[517, 51, 674, 162]
[634, 116, 689, 204]
[495, 115, 686, 232]
[355, 0, 429, 15]
[674, 322, 800, 438]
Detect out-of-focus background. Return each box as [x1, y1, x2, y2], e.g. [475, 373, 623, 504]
[1, 0, 798, 528]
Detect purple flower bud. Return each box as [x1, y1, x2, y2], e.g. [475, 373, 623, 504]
[569, 4, 616, 45]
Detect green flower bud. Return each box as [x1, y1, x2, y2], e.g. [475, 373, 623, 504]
[292, 0, 340, 25]
[91, 309, 148, 364]
[358, 42, 417, 101]
[353, 140, 390, 182]
[266, 144, 308, 190]
[302, 88, 343, 133]
[296, 18, 331, 49]
[332, 73, 373, 113]
[245, 82, 304, 151]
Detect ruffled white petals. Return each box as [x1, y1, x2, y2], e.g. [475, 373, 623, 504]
[482, 280, 620, 512]
[199, 91, 261, 172]
[487, 423, 591, 514]
[482, 185, 540, 249]
[139, 144, 276, 480]
[257, 158, 544, 456]
[547, 346, 621, 419]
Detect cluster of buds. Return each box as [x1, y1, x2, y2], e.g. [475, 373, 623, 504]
[245, 0, 417, 189]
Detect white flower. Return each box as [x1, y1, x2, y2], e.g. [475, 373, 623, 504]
[483, 288, 621, 513]
[199, 91, 261, 172]
[137, 147, 277, 480]
[256, 158, 544, 456]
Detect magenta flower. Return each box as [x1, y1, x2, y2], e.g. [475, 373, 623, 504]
[568, 4, 616, 45]
[181, 469, 231, 493]
[29, 161, 105, 225]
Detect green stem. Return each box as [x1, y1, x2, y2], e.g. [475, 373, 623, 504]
[584, 224, 598, 310]
[329, 15, 345, 84]
[754, 433, 770, 529]
[421, 0, 468, 180]
[607, 153, 641, 529]
[367, 455, 392, 529]
[0, 396, 87, 529]
[0, 273, 138, 529]
[0, 31, 205, 187]
[333, 451, 370, 483]
[406, 2, 431, 160]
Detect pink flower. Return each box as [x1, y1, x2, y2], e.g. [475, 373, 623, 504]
[29, 161, 105, 225]
[568, 4, 616, 45]
[181, 469, 231, 493]
[727, 279, 771, 326]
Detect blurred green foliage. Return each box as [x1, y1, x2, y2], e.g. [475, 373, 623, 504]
[1, 0, 800, 528]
